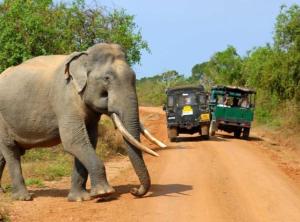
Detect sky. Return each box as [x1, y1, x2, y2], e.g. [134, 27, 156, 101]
[85, 0, 297, 79]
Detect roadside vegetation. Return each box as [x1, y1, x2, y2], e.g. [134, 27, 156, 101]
[137, 4, 300, 131]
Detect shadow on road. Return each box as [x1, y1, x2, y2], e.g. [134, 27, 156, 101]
[114, 183, 193, 198]
[175, 136, 204, 142]
[172, 135, 228, 143]
[30, 183, 193, 201]
[31, 188, 68, 198]
[217, 133, 263, 142]
[207, 136, 228, 142]
[248, 136, 264, 141]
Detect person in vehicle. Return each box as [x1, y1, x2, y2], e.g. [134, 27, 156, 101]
[223, 94, 230, 106]
[239, 95, 249, 108]
[184, 96, 191, 105]
[232, 97, 239, 107]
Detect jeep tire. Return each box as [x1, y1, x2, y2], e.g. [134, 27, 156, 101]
[209, 120, 216, 136]
[234, 129, 241, 138]
[242, 128, 250, 139]
[201, 125, 210, 140]
[168, 127, 178, 142]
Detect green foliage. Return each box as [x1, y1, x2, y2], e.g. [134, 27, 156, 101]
[0, 0, 149, 72]
[204, 45, 245, 86]
[137, 70, 191, 106]
[22, 147, 63, 162]
[273, 4, 300, 102]
[275, 4, 300, 52]
[21, 147, 73, 181]
[25, 178, 45, 188]
[41, 161, 72, 181]
[190, 62, 207, 82]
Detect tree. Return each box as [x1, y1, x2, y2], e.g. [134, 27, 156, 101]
[191, 62, 207, 81]
[0, 0, 149, 72]
[205, 46, 244, 86]
[273, 4, 300, 101]
[274, 4, 300, 52]
[161, 70, 183, 87]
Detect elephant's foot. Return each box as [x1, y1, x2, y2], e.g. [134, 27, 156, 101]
[12, 191, 33, 201]
[68, 189, 91, 202]
[90, 184, 115, 198]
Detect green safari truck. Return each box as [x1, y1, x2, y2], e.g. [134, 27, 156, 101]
[209, 85, 256, 139]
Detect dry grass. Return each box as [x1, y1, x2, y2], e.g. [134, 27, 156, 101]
[97, 115, 126, 158]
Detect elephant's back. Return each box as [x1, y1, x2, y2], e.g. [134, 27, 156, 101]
[0, 55, 67, 79]
[22, 55, 67, 69]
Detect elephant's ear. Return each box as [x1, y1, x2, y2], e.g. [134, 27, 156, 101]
[64, 51, 88, 93]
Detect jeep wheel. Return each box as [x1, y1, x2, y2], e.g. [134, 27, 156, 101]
[234, 129, 241, 138]
[242, 128, 250, 139]
[209, 121, 216, 136]
[168, 127, 178, 142]
[200, 125, 210, 140]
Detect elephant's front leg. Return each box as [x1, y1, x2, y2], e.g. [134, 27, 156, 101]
[68, 122, 100, 202]
[68, 158, 91, 201]
[59, 119, 114, 201]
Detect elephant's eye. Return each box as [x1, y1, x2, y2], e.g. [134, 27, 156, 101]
[102, 73, 114, 83]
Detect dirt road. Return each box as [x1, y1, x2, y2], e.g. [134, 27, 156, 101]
[7, 107, 300, 221]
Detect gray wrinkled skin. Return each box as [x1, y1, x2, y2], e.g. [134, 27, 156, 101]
[0, 43, 150, 201]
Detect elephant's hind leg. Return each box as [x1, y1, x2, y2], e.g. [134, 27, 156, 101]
[0, 151, 6, 193]
[0, 140, 32, 201]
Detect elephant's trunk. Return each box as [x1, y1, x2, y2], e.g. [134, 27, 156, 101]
[117, 93, 151, 197]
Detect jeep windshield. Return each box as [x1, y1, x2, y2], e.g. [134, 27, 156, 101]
[178, 94, 197, 106]
[178, 93, 207, 107]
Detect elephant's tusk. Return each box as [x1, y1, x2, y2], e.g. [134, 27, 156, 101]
[111, 113, 159, 157]
[140, 123, 167, 148]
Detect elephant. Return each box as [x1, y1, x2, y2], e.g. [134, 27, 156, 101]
[0, 43, 166, 201]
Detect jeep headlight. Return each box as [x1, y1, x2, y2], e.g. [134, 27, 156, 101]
[200, 113, 210, 121]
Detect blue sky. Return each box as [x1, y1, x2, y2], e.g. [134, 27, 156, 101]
[86, 0, 297, 78]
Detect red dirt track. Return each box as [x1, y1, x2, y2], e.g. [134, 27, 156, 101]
[6, 107, 300, 221]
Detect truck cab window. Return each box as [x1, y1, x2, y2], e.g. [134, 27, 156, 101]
[168, 96, 174, 107]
